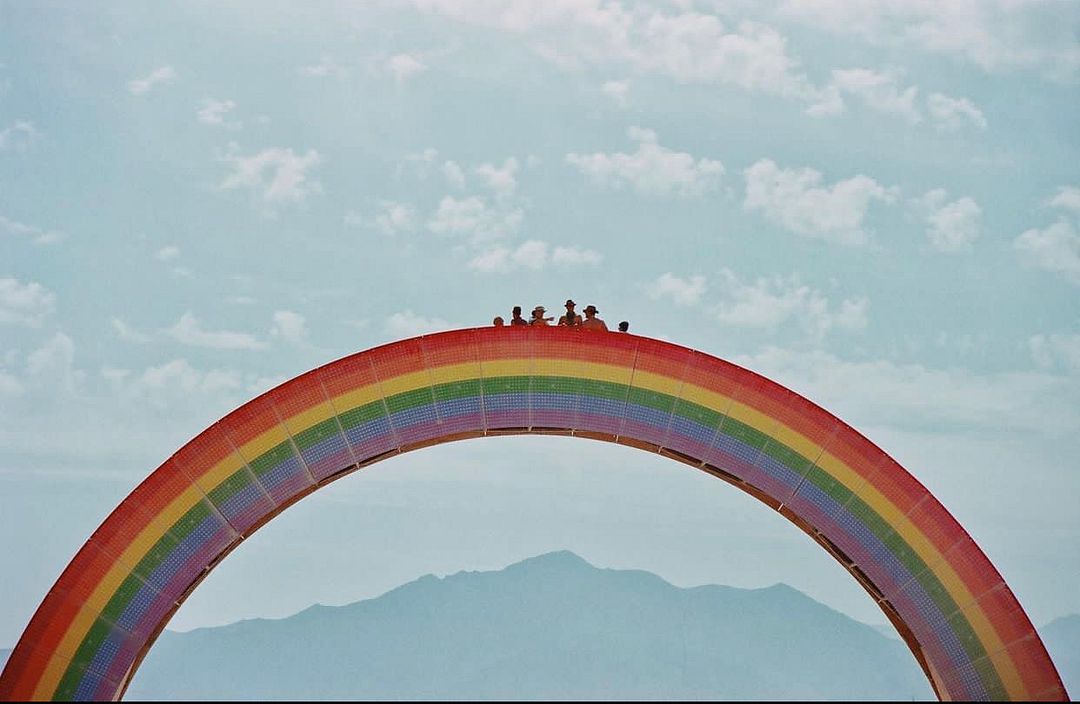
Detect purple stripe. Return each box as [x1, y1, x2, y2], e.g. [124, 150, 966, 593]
[92, 513, 234, 693]
[300, 435, 353, 480]
[785, 481, 975, 694]
[73, 388, 976, 701]
[214, 480, 274, 535]
[257, 455, 312, 504]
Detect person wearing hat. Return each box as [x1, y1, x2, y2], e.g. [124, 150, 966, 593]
[530, 305, 552, 326]
[581, 304, 608, 331]
[510, 305, 529, 326]
[558, 299, 581, 327]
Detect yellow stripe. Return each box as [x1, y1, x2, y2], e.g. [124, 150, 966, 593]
[479, 358, 531, 377]
[238, 424, 290, 460]
[35, 483, 206, 696]
[282, 400, 335, 437]
[379, 369, 430, 397]
[333, 384, 382, 415]
[31, 651, 74, 701]
[38, 356, 1019, 698]
[429, 361, 482, 385]
[191, 451, 247, 496]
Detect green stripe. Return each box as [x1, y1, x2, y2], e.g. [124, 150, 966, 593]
[53, 616, 112, 699]
[97, 502, 216, 624]
[248, 442, 296, 478]
[62, 373, 1004, 698]
[207, 467, 258, 506]
[294, 417, 346, 451]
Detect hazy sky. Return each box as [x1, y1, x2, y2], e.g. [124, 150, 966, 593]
[1, 0, 1078, 647]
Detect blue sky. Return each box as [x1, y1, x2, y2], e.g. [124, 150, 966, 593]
[1, 0, 1078, 646]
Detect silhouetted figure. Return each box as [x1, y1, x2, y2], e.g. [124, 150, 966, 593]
[493, 316, 505, 327]
[510, 305, 528, 326]
[558, 299, 580, 327]
[581, 305, 608, 331]
[618, 321, 629, 332]
[530, 306, 552, 326]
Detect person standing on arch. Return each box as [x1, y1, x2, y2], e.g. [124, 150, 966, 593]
[530, 305, 552, 326]
[558, 299, 581, 327]
[580, 304, 608, 331]
[510, 306, 529, 326]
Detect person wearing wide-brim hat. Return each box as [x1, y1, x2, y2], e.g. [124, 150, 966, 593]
[558, 299, 581, 327]
[581, 304, 608, 331]
[530, 305, 552, 326]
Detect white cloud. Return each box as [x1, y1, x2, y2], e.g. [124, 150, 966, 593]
[219, 144, 322, 213]
[269, 310, 309, 346]
[469, 240, 603, 273]
[601, 79, 631, 106]
[442, 160, 466, 189]
[1029, 334, 1080, 373]
[427, 195, 523, 242]
[776, 0, 1080, 80]
[734, 345, 1079, 435]
[914, 189, 981, 252]
[0, 214, 63, 245]
[301, 55, 350, 79]
[128, 66, 176, 95]
[26, 332, 83, 395]
[1014, 220, 1080, 283]
[646, 273, 707, 306]
[385, 310, 454, 338]
[0, 120, 40, 151]
[632, 16, 816, 98]
[165, 312, 266, 350]
[111, 317, 152, 343]
[348, 202, 418, 235]
[474, 157, 519, 198]
[710, 269, 868, 342]
[1047, 186, 1080, 214]
[551, 245, 603, 266]
[926, 92, 987, 131]
[743, 158, 895, 245]
[567, 126, 724, 198]
[375, 201, 416, 235]
[108, 358, 244, 410]
[197, 98, 241, 128]
[828, 68, 921, 123]
[0, 277, 55, 326]
[227, 296, 257, 306]
[469, 240, 547, 272]
[414, 2, 831, 107]
[387, 53, 428, 82]
[155, 245, 180, 261]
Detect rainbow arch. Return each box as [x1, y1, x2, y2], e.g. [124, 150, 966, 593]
[0, 327, 1066, 701]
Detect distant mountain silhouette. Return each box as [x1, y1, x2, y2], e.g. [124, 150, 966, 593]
[123, 551, 932, 700]
[1041, 615, 1079, 698]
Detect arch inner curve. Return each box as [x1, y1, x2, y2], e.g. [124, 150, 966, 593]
[0, 327, 1066, 701]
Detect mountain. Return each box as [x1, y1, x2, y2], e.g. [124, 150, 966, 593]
[126, 551, 931, 700]
[1041, 615, 1080, 698]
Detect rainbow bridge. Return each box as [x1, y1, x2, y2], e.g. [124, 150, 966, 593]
[0, 327, 1067, 701]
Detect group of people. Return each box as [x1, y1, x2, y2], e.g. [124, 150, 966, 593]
[493, 299, 629, 333]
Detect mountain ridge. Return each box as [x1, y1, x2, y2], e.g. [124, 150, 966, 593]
[5, 554, 1074, 700]
[127, 551, 932, 700]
